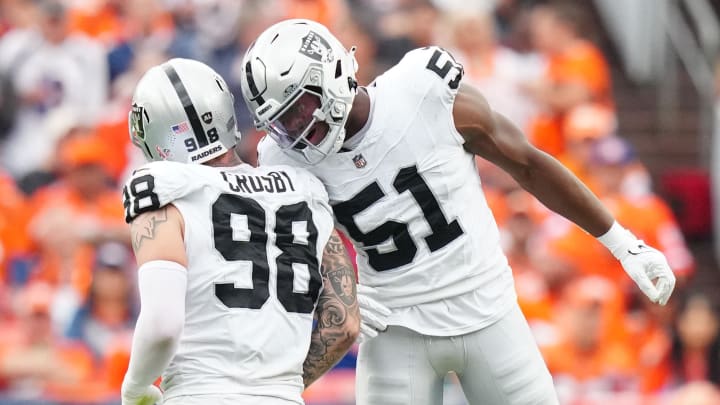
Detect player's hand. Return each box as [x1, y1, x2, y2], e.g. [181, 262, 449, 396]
[121, 383, 163, 405]
[615, 240, 676, 306]
[357, 284, 391, 343]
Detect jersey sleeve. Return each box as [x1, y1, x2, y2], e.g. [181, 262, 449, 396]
[397, 46, 464, 105]
[121, 161, 200, 223]
[392, 47, 467, 146]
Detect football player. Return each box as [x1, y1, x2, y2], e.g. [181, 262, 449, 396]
[120, 59, 360, 405]
[240, 20, 677, 404]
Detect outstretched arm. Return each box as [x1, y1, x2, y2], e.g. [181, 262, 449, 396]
[122, 205, 187, 405]
[453, 83, 675, 305]
[454, 83, 613, 236]
[303, 230, 360, 388]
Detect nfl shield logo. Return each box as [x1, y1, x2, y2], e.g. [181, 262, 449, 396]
[352, 154, 367, 169]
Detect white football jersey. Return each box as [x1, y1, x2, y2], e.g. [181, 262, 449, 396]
[122, 161, 334, 403]
[258, 47, 516, 334]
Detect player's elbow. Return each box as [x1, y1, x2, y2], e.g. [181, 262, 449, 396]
[155, 322, 184, 344]
[144, 309, 184, 344]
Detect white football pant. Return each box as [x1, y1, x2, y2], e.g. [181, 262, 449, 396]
[162, 394, 301, 405]
[356, 303, 559, 405]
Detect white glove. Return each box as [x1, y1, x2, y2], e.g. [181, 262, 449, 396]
[357, 284, 391, 343]
[597, 222, 676, 305]
[121, 384, 163, 405]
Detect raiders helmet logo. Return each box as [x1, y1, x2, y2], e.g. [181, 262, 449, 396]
[202, 112, 213, 124]
[352, 154, 367, 169]
[299, 31, 334, 63]
[130, 104, 146, 140]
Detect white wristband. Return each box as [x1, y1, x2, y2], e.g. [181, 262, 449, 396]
[596, 221, 637, 258]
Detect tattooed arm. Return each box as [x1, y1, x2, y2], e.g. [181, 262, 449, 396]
[129, 204, 186, 266]
[303, 230, 361, 388]
[121, 205, 187, 405]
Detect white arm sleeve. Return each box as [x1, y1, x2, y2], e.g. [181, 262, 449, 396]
[122, 260, 187, 394]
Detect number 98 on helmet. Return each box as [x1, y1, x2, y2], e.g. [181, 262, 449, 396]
[129, 58, 241, 164]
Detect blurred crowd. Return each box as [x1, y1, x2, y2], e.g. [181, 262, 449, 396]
[0, 0, 716, 404]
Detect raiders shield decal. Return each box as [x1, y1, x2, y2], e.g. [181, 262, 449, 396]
[130, 104, 146, 140]
[299, 31, 334, 63]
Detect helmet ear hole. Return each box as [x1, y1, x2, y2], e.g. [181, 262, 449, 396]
[334, 60, 342, 78]
[347, 77, 357, 91]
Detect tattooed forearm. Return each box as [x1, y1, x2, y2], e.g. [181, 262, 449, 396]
[303, 289, 350, 387]
[303, 231, 360, 388]
[130, 207, 169, 252]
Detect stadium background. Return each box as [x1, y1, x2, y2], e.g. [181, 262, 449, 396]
[0, 0, 718, 404]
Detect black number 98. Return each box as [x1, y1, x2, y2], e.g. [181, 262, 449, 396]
[123, 174, 161, 222]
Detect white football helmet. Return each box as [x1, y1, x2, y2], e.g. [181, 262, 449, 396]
[129, 58, 240, 164]
[240, 19, 358, 165]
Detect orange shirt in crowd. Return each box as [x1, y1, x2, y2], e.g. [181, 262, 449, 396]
[0, 171, 29, 281]
[515, 269, 555, 322]
[282, 0, 344, 29]
[483, 187, 510, 227]
[537, 215, 625, 287]
[543, 276, 634, 384]
[0, 282, 96, 402]
[624, 314, 672, 393]
[608, 195, 694, 278]
[543, 340, 636, 382]
[530, 40, 613, 156]
[68, 4, 125, 44]
[25, 135, 127, 298]
[26, 185, 125, 298]
[536, 192, 692, 296]
[95, 118, 132, 181]
[0, 337, 96, 400]
[100, 332, 132, 394]
[67, 1, 174, 46]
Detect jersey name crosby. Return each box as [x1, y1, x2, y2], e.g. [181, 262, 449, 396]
[122, 161, 334, 402]
[221, 170, 297, 194]
[258, 46, 516, 324]
[123, 165, 299, 223]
